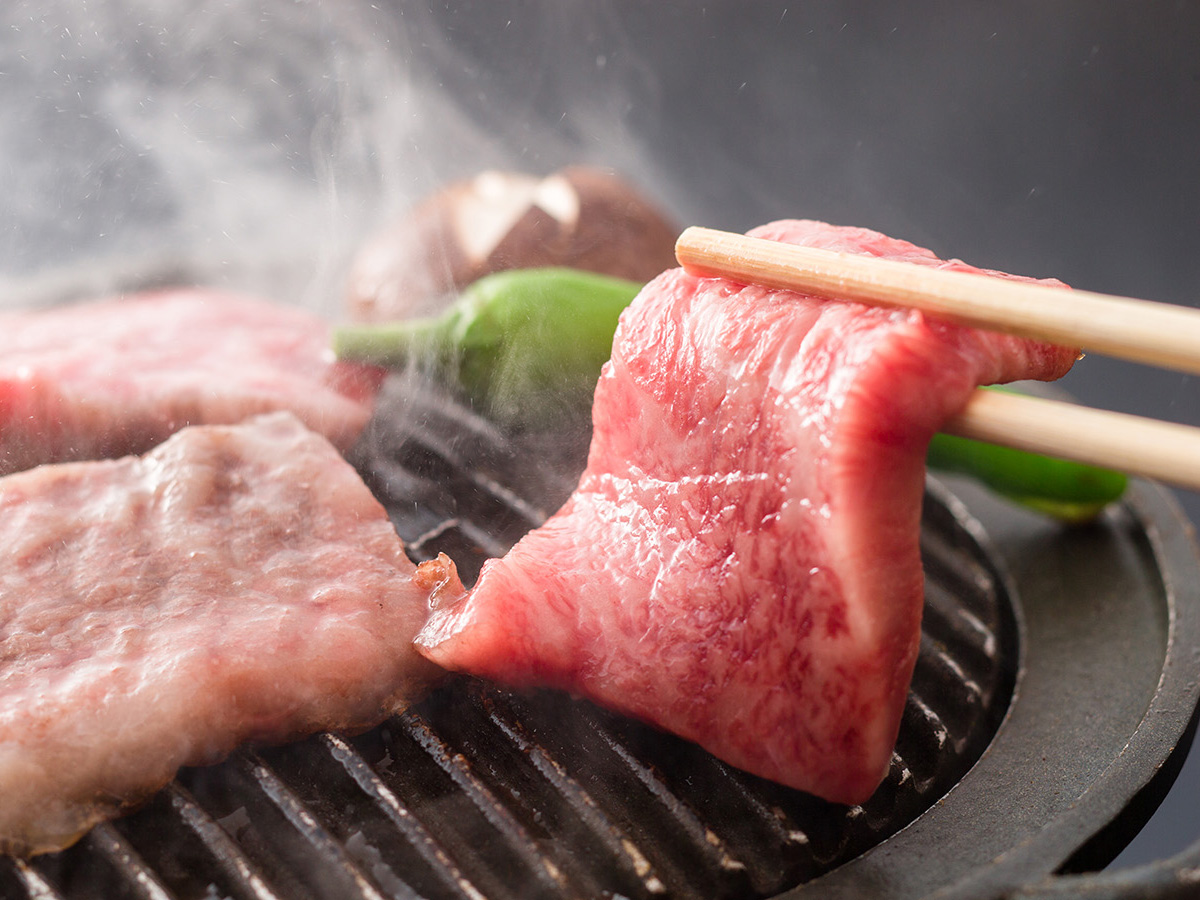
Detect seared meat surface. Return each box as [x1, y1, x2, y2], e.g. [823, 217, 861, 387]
[0, 289, 384, 475]
[0, 413, 450, 856]
[417, 219, 1077, 805]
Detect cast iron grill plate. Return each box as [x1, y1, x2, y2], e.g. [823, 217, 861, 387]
[0, 376, 1015, 899]
[3, 374, 1198, 900]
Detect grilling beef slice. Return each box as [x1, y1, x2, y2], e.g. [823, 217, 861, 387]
[0, 412, 453, 856]
[0, 289, 384, 476]
[416, 219, 1078, 805]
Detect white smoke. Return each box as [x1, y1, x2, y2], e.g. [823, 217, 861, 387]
[0, 1, 677, 315]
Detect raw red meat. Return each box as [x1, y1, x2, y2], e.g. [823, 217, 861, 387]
[0, 289, 384, 475]
[0, 412, 456, 856]
[416, 219, 1077, 805]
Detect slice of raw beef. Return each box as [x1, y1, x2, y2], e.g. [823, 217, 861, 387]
[416, 219, 1078, 805]
[0, 412, 457, 855]
[0, 289, 384, 475]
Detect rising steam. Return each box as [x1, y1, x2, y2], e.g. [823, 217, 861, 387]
[0, 1, 673, 314]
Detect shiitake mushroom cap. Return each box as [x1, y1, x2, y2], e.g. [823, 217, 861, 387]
[346, 165, 679, 322]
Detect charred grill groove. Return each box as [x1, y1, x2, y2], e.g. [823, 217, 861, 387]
[30, 812, 195, 900]
[173, 754, 375, 900]
[654, 752, 810, 892]
[894, 696, 953, 794]
[403, 518, 512, 581]
[579, 703, 835, 893]
[475, 689, 679, 899]
[89, 783, 283, 900]
[919, 527, 1003, 626]
[79, 825, 175, 900]
[156, 783, 284, 900]
[0, 861, 26, 900]
[384, 711, 574, 899]
[353, 376, 578, 556]
[318, 733, 488, 900]
[920, 580, 1002, 681]
[487, 689, 731, 898]
[11, 858, 67, 900]
[499, 690, 758, 898]
[589, 725, 751, 878]
[753, 787, 853, 870]
[910, 634, 986, 748]
[398, 685, 643, 899]
[857, 754, 922, 833]
[237, 753, 390, 900]
[252, 735, 483, 900]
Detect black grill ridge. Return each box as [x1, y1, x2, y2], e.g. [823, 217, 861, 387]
[1, 376, 1017, 898]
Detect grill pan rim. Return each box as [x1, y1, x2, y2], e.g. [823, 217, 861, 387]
[790, 475, 1200, 899]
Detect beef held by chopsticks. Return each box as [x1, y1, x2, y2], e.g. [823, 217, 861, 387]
[416, 219, 1078, 805]
[337, 267, 1125, 519]
[346, 165, 680, 321]
[0, 289, 384, 476]
[0, 412, 455, 856]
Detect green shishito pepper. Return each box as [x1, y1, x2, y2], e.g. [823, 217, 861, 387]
[334, 267, 643, 429]
[334, 267, 1127, 521]
[927, 404, 1128, 523]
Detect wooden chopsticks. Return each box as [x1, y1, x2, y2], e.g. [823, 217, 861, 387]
[674, 226, 1200, 493]
[944, 390, 1200, 492]
[676, 226, 1200, 375]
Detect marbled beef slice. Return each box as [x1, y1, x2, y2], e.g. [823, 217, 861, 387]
[0, 412, 455, 856]
[416, 219, 1077, 805]
[0, 289, 384, 475]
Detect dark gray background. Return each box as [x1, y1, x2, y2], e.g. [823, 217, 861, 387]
[2, 0, 1197, 874]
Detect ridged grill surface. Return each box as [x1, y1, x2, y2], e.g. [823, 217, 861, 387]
[0, 376, 1019, 899]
